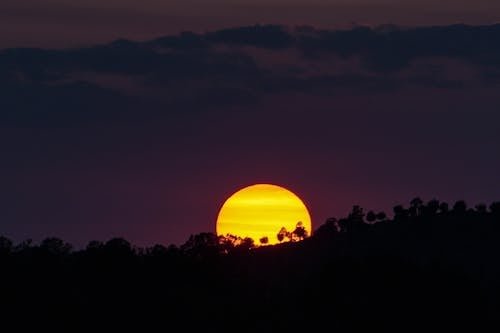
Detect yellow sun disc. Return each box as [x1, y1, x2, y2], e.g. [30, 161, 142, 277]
[216, 183, 312, 245]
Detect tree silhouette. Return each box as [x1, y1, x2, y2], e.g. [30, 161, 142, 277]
[277, 227, 288, 242]
[14, 238, 33, 253]
[409, 197, 424, 217]
[425, 199, 440, 216]
[239, 237, 255, 250]
[146, 244, 170, 257]
[475, 203, 487, 214]
[275, 222, 309, 242]
[439, 202, 449, 214]
[86, 240, 104, 250]
[0, 236, 13, 255]
[453, 200, 467, 214]
[313, 217, 339, 239]
[340, 205, 366, 232]
[40, 237, 72, 256]
[376, 211, 387, 220]
[393, 204, 409, 220]
[491, 201, 500, 216]
[218, 233, 257, 252]
[348, 205, 365, 222]
[292, 221, 308, 241]
[104, 237, 134, 256]
[0, 196, 498, 333]
[180, 232, 220, 257]
[366, 211, 377, 223]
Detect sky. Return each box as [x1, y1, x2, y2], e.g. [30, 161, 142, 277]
[1, 1, 500, 248]
[2, 0, 500, 48]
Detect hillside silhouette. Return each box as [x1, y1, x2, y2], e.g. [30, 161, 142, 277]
[1, 198, 499, 332]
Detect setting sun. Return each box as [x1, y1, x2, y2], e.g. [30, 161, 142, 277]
[216, 184, 312, 245]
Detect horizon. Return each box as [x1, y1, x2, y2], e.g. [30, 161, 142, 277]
[1, 196, 498, 249]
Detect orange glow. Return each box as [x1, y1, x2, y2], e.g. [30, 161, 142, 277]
[216, 184, 312, 245]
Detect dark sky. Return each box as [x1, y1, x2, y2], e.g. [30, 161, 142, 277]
[2, 0, 500, 48]
[1, 1, 500, 248]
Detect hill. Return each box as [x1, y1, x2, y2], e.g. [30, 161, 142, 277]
[1, 198, 499, 332]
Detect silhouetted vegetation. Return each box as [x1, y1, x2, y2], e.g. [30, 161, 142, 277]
[1, 198, 500, 332]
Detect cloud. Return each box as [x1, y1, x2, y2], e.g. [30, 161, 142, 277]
[295, 23, 500, 71]
[1, 23, 499, 128]
[205, 25, 295, 49]
[4, 23, 500, 77]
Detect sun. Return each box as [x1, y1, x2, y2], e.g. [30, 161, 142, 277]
[216, 183, 312, 245]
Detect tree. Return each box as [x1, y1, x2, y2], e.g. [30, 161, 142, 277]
[239, 237, 255, 250]
[84, 240, 104, 259]
[292, 221, 308, 241]
[453, 200, 467, 214]
[348, 205, 365, 222]
[439, 202, 449, 214]
[14, 238, 33, 253]
[146, 244, 170, 257]
[180, 232, 220, 257]
[393, 205, 409, 220]
[366, 211, 377, 223]
[426, 199, 440, 216]
[409, 197, 423, 217]
[346, 205, 366, 232]
[337, 218, 349, 232]
[0, 236, 13, 255]
[40, 237, 73, 256]
[490, 202, 500, 216]
[410, 197, 423, 207]
[217, 234, 256, 253]
[325, 217, 339, 231]
[313, 217, 339, 239]
[475, 203, 487, 214]
[259, 236, 269, 245]
[218, 234, 238, 253]
[277, 227, 288, 243]
[103, 237, 135, 258]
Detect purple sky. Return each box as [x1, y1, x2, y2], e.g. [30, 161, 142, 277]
[0, 2, 499, 248]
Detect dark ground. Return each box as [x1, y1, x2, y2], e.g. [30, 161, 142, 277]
[1, 199, 499, 332]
